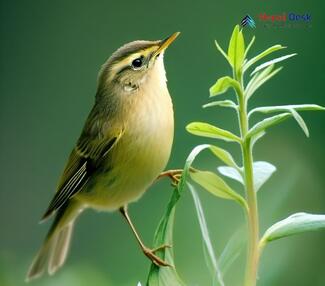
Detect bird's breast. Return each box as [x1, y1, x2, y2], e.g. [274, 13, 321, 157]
[119, 85, 174, 187]
[80, 85, 174, 210]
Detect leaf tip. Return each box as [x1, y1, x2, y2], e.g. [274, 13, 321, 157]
[209, 86, 215, 97]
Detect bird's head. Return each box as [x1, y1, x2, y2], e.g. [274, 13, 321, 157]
[97, 32, 180, 95]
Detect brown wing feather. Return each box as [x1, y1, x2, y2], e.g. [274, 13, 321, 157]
[41, 100, 124, 221]
[41, 150, 89, 221]
[41, 131, 122, 221]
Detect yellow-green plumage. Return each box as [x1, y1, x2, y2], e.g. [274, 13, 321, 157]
[78, 55, 174, 209]
[26, 34, 178, 281]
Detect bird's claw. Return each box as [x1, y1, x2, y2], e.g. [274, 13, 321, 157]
[143, 244, 173, 267]
[170, 174, 181, 187]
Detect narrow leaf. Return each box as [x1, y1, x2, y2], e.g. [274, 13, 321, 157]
[251, 67, 283, 98]
[203, 100, 237, 110]
[190, 170, 247, 209]
[246, 65, 283, 99]
[217, 161, 276, 192]
[261, 213, 325, 246]
[215, 40, 230, 64]
[245, 64, 274, 97]
[146, 194, 184, 286]
[219, 229, 245, 274]
[188, 183, 225, 286]
[147, 145, 212, 285]
[247, 113, 291, 139]
[251, 53, 297, 75]
[252, 161, 276, 191]
[245, 65, 274, 94]
[217, 166, 243, 184]
[244, 36, 255, 59]
[249, 104, 325, 136]
[209, 145, 239, 168]
[186, 122, 241, 143]
[146, 202, 184, 286]
[236, 29, 245, 72]
[227, 25, 245, 72]
[251, 131, 266, 148]
[290, 108, 309, 137]
[249, 104, 325, 115]
[209, 76, 241, 97]
[243, 44, 286, 72]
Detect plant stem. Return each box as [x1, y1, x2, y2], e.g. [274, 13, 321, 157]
[242, 139, 259, 286]
[237, 79, 260, 286]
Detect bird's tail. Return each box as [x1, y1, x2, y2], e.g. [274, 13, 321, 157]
[26, 201, 80, 282]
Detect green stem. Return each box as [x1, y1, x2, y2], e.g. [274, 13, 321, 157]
[237, 77, 260, 286]
[242, 139, 259, 286]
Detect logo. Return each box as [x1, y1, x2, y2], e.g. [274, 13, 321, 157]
[258, 12, 312, 28]
[241, 15, 256, 28]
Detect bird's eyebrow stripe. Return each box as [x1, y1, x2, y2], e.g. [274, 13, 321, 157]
[111, 43, 158, 63]
[115, 54, 152, 76]
[110, 46, 158, 77]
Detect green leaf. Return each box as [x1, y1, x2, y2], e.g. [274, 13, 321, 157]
[245, 64, 274, 95]
[290, 108, 309, 137]
[247, 113, 291, 139]
[188, 183, 225, 286]
[260, 213, 325, 246]
[251, 53, 297, 75]
[243, 36, 255, 60]
[252, 161, 276, 191]
[249, 104, 325, 115]
[249, 104, 325, 137]
[217, 166, 243, 184]
[146, 200, 184, 286]
[227, 25, 245, 73]
[209, 145, 239, 168]
[215, 40, 229, 64]
[217, 161, 276, 192]
[243, 44, 286, 72]
[209, 76, 241, 97]
[190, 170, 247, 209]
[186, 122, 241, 143]
[251, 131, 266, 148]
[147, 144, 212, 285]
[203, 100, 237, 110]
[146, 191, 184, 286]
[219, 229, 245, 275]
[245, 65, 282, 99]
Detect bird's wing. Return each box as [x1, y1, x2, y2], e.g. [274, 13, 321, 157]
[41, 107, 124, 221]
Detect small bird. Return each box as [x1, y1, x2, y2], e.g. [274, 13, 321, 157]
[26, 32, 180, 281]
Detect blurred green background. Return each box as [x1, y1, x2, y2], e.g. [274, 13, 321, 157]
[1, 0, 324, 285]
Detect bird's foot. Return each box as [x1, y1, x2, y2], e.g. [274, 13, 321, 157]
[142, 244, 173, 267]
[170, 174, 181, 187]
[157, 169, 183, 187]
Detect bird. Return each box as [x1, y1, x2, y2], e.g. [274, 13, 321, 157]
[26, 32, 180, 281]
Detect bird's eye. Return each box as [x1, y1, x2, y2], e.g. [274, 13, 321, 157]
[131, 57, 143, 69]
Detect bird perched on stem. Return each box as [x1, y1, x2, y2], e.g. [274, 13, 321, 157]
[26, 32, 180, 281]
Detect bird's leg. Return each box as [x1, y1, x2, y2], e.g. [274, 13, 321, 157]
[156, 169, 183, 186]
[119, 205, 172, 267]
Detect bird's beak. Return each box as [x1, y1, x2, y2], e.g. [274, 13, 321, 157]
[153, 32, 180, 57]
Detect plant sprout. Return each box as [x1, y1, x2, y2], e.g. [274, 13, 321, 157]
[145, 25, 325, 286]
